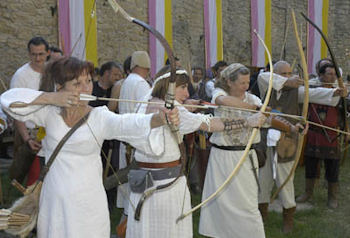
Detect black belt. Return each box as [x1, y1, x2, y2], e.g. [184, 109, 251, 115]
[212, 143, 258, 151]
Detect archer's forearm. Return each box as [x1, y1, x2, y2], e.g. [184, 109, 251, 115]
[215, 96, 257, 110]
[269, 116, 294, 133]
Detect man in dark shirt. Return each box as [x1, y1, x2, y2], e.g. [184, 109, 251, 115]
[89, 61, 123, 107]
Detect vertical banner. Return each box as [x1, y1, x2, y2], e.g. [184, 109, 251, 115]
[251, 0, 271, 67]
[203, 0, 223, 69]
[307, 0, 329, 74]
[58, 0, 71, 54]
[149, 0, 173, 77]
[58, 0, 98, 66]
[84, 0, 98, 66]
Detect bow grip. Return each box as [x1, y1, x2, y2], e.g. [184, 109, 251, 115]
[165, 82, 183, 143]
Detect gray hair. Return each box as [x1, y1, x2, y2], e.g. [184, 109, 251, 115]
[273, 61, 290, 74]
[215, 63, 250, 92]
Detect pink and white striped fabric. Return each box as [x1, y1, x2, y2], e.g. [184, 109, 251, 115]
[251, 0, 271, 67]
[58, 0, 98, 66]
[203, 0, 223, 69]
[307, 0, 329, 74]
[148, 0, 173, 77]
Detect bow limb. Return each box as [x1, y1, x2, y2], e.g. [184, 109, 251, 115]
[270, 10, 309, 202]
[301, 12, 349, 164]
[107, 0, 178, 140]
[176, 30, 274, 222]
[300, 12, 342, 81]
[107, 0, 184, 221]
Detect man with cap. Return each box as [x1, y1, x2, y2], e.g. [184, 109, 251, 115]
[116, 51, 151, 235]
[119, 51, 151, 114]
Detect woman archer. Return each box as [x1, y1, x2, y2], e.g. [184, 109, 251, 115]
[126, 65, 268, 238]
[1, 56, 179, 238]
[199, 63, 306, 238]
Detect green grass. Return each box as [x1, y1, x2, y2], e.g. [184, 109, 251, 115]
[1, 158, 349, 237]
[191, 157, 350, 237]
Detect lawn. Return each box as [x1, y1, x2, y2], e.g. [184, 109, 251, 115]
[1, 157, 349, 238]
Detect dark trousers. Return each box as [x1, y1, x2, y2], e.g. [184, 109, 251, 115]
[101, 140, 120, 212]
[305, 156, 339, 183]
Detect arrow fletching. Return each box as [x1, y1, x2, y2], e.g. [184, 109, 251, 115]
[80, 94, 97, 101]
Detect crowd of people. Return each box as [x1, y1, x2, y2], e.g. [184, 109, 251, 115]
[0, 35, 348, 238]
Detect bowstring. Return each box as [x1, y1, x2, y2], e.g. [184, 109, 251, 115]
[85, 120, 136, 211]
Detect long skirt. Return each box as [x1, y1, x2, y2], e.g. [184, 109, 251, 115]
[199, 147, 265, 238]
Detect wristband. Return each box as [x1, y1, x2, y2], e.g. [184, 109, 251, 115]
[224, 119, 246, 131]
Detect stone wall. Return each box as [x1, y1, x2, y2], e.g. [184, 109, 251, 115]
[0, 0, 58, 90]
[96, 0, 148, 65]
[0, 0, 349, 91]
[333, 0, 350, 75]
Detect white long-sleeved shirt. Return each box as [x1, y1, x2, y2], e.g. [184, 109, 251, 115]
[258, 72, 340, 107]
[205, 78, 216, 99]
[119, 73, 151, 114]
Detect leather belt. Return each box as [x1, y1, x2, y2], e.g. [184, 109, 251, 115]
[136, 160, 181, 169]
[212, 143, 258, 151]
[146, 166, 182, 181]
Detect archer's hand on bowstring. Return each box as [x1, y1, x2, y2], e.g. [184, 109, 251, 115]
[55, 91, 80, 107]
[284, 75, 304, 89]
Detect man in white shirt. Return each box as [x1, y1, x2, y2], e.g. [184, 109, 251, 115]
[117, 51, 151, 230]
[10, 36, 50, 184]
[119, 51, 151, 114]
[205, 61, 227, 100]
[11, 37, 49, 90]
